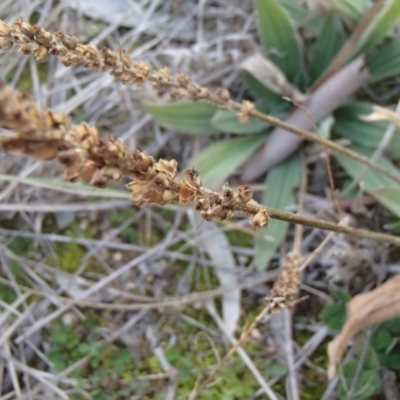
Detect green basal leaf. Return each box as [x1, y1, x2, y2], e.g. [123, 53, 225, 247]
[211, 110, 269, 134]
[144, 101, 219, 135]
[333, 102, 400, 155]
[242, 70, 285, 107]
[367, 38, 400, 83]
[335, 144, 400, 218]
[350, 0, 400, 58]
[332, 0, 370, 21]
[309, 13, 347, 83]
[279, 0, 309, 21]
[254, 0, 304, 80]
[279, 0, 323, 35]
[189, 134, 266, 189]
[255, 153, 301, 270]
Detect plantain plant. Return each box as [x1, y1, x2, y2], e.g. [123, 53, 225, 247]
[146, 0, 400, 269]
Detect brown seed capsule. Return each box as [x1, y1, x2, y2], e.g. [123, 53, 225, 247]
[184, 167, 202, 188]
[162, 190, 175, 203]
[251, 210, 269, 229]
[179, 181, 197, 205]
[238, 100, 255, 123]
[221, 184, 233, 203]
[201, 210, 213, 221]
[209, 205, 233, 221]
[195, 198, 210, 211]
[214, 88, 231, 102]
[238, 185, 253, 203]
[156, 159, 177, 179]
[151, 172, 170, 191]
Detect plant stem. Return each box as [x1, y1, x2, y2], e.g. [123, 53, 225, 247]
[235, 104, 400, 186]
[266, 206, 400, 246]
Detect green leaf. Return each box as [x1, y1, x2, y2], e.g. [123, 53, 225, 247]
[338, 351, 382, 400]
[334, 144, 400, 218]
[332, 0, 370, 21]
[211, 110, 269, 134]
[242, 71, 285, 107]
[379, 352, 400, 370]
[371, 328, 392, 350]
[350, 0, 400, 58]
[319, 303, 347, 331]
[330, 287, 352, 303]
[189, 134, 266, 189]
[309, 13, 347, 83]
[333, 102, 400, 156]
[144, 101, 219, 135]
[367, 38, 400, 83]
[254, 0, 304, 80]
[382, 318, 400, 334]
[48, 350, 68, 372]
[255, 154, 301, 270]
[279, 0, 324, 35]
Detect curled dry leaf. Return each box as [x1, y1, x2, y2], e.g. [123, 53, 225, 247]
[241, 53, 308, 103]
[360, 104, 400, 127]
[327, 274, 400, 379]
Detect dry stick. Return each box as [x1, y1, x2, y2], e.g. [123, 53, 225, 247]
[0, 271, 280, 312]
[284, 157, 309, 399]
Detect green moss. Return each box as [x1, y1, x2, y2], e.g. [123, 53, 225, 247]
[8, 236, 35, 258]
[46, 241, 85, 272]
[225, 229, 253, 248]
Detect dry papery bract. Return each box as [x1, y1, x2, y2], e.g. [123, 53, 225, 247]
[0, 81, 269, 228]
